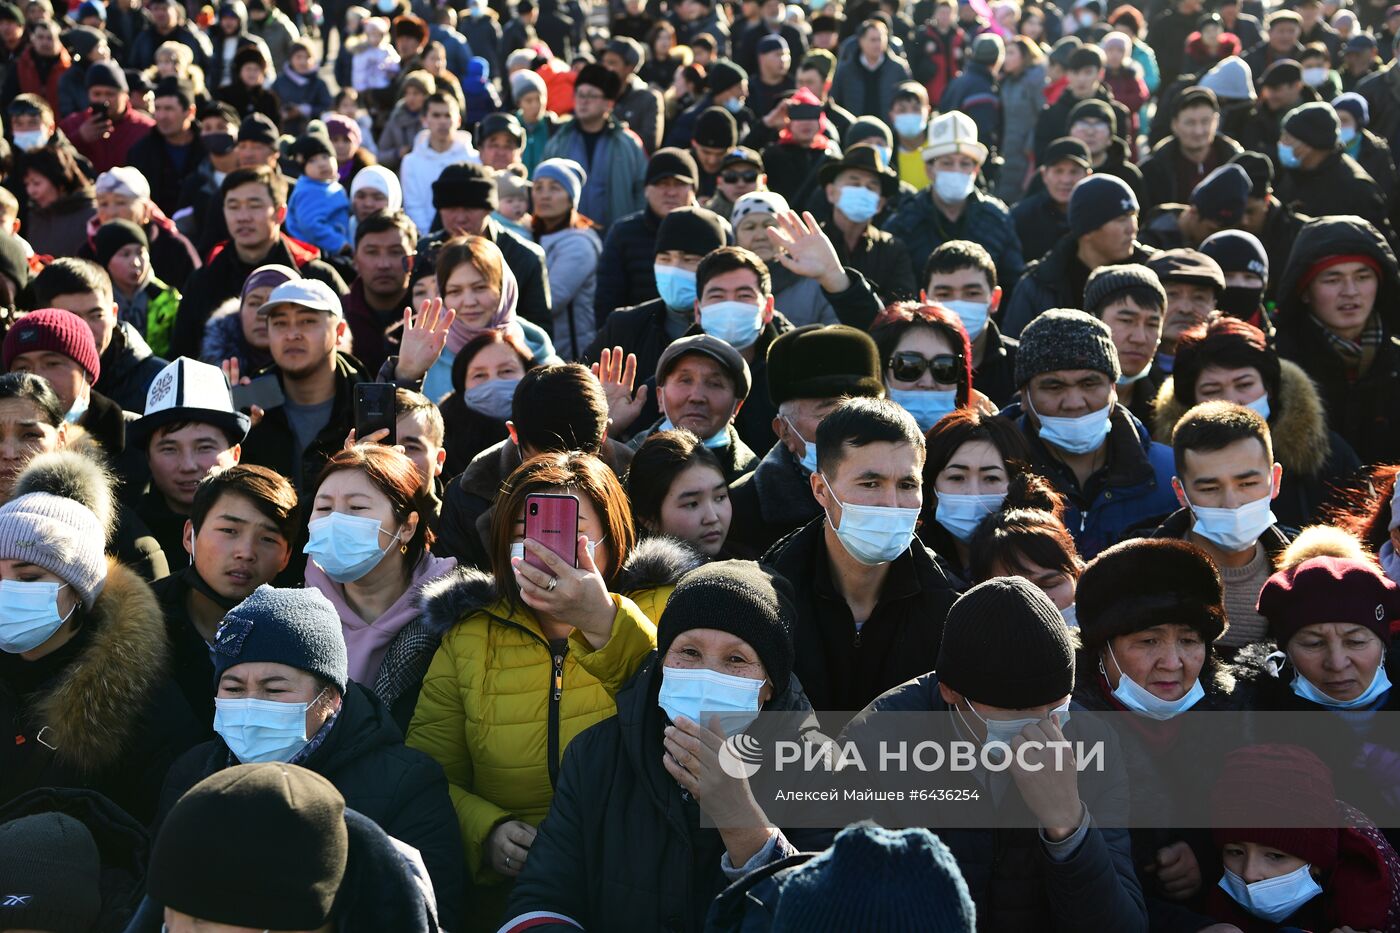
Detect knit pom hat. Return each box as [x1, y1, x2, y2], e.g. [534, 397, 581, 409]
[1211, 744, 1340, 872]
[1257, 556, 1400, 647]
[1076, 538, 1226, 653]
[1015, 308, 1121, 386]
[534, 158, 586, 205]
[510, 68, 547, 102]
[212, 585, 349, 692]
[0, 492, 108, 609]
[771, 823, 976, 932]
[1067, 174, 1138, 238]
[936, 576, 1075, 708]
[0, 812, 101, 933]
[1082, 263, 1165, 315]
[2, 308, 101, 385]
[656, 560, 796, 694]
[147, 764, 348, 930]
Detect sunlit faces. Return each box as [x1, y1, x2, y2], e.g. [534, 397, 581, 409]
[216, 660, 331, 742]
[815, 437, 923, 523]
[1170, 103, 1219, 155]
[1195, 364, 1267, 408]
[265, 306, 342, 378]
[223, 181, 284, 253]
[396, 408, 446, 494]
[96, 189, 147, 225]
[352, 228, 412, 301]
[1099, 296, 1162, 378]
[510, 486, 613, 570]
[0, 397, 63, 501]
[1162, 282, 1218, 349]
[531, 176, 572, 223]
[239, 285, 273, 350]
[934, 439, 1009, 498]
[1041, 159, 1089, 205]
[645, 176, 694, 216]
[186, 491, 290, 601]
[774, 395, 840, 462]
[656, 462, 731, 555]
[1305, 260, 1378, 339]
[437, 206, 490, 237]
[886, 326, 958, 391]
[734, 212, 778, 261]
[654, 248, 705, 273]
[23, 170, 58, 209]
[0, 556, 79, 658]
[149, 423, 240, 512]
[464, 341, 527, 389]
[311, 468, 417, 565]
[442, 260, 501, 329]
[1069, 117, 1111, 156]
[1286, 621, 1386, 703]
[659, 353, 739, 439]
[106, 243, 150, 295]
[1080, 212, 1139, 262]
[692, 142, 727, 175]
[8, 352, 87, 413]
[715, 164, 761, 204]
[663, 628, 773, 703]
[45, 290, 117, 357]
[1101, 624, 1206, 701]
[1024, 369, 1114, 419]
[479, 131, 522, 171]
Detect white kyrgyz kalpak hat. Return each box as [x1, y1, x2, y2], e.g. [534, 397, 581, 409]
[922, 111, 988, 164]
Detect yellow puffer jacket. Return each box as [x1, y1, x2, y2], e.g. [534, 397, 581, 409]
[405, 537, 702, 883]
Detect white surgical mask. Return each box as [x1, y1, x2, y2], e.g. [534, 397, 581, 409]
[1340, 125, 1358, 145]
[1030, 397, 1112, 455]
[836, 185, 880, 223]
[934, 491, 1005, 542]
[13, 129, 49, 151]
[463, 376, 520, 421]
[1102, 643, 1204, 720]
[1302, 66, 1328, 87]
[933, 170, 976, 204]
[1291, 656, 1392, 709]
[699, 299, 764, 349]
[821, 473, 919, 565]
[0, 581, 74, 654]
[304, 512, 399, 583]
[892, 112, 926, 138]
[957, 698, 1071, 749]
[1184, 488, 1276, 553]
[658, 665, 765, 735]
[888, 387, 956, 433]
[943, 299, 989, 340]
[1218, 865, 1323, 923]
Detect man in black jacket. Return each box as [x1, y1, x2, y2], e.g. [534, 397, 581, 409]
[1149, 0, 1205, 86]
[1139, 86, 1243, 209]
[1033, 45, 1114, 160]
[1011, 137, 1091, 264]
[763, 397, 961, 713]
[126, 77, 205, 216]
[1274, 100, 1395, 241]
[817, 144, 917, 303]
[1230, 150, 1310, 300]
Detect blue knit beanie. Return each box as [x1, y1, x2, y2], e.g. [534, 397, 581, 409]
[534, 158, 587, 206]
[771, 823, 976, 932]
[212, 585, 349, 692]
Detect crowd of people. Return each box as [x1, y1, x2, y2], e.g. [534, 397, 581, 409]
[3, 0, 1400, 927]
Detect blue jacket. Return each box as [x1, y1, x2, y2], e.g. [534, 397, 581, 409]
[1002, 400, 1177, 558]
[883, 186, 1024, 294]
[286, 176, 352, 256]
[939, 60, 1001, 149]
[430, 23, 473, 78]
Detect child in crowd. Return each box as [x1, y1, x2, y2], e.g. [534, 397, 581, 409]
[286, 134, 351, 256]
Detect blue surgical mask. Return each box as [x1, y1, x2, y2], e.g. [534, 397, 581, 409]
[1291, 655, 1392, 709]
[821, 473, 920, 565]
[934, 170, 976, 203]
[658, 665, 765, 735]
[958, 699, 1071, 749]
[783, 415, 818, 474]
[1102, 643, 1204, 720]
[1030, 398, 1112, 455]
[1117, 365, 1152, 385]
[304, 512, 400, 583]
[700, 299, 764, 349]
[723, 96, 743, 114]
[214, 691, 326, 764]
[12, 129, 48, 151]
[943, 299, 989, 341]
[935, 491, 1006, 542]
[892, 112, 926, 138]
[1061, 603, 1078, 628]
[463, 377, 520, 421]
[65, 392, 89, 425]
[655, 264, 697, 310]
[0, 581, 74, 654]
[872, 144, 893, 166]
[1277, 142, 1302, 169]
[888, 387, 956, 433]
[1244, 391, 1271, 421]
[658, 404, 731, 449]
[1382, 541, 1400, 586]
[1218, 865, 1323, 923]
[836, 185, 880, 223]
[1184, 489, 1276, 553]
[1340, 125, 1358, 145]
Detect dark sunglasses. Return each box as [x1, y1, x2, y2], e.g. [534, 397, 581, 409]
[721, 170, 759, 184]
[888, 351, 961, 384]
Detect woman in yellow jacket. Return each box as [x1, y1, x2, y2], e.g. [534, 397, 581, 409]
[407, 451, 702, 929]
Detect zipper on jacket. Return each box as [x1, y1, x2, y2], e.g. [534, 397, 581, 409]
[547, 637, 569, 789]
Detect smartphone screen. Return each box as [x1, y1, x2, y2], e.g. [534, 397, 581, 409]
[231, 375, 285, 412]
[524, 493, 580, 571]
[354, 383, 397, 444]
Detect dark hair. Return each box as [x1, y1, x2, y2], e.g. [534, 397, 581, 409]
[1171, 400, 1274, 476]
[149, 419, 242, 450]
[0, 372, 64, 425]
[490, 452, 636, 609]
[354, 207, 418, 250]
[512, 363, 609, 454]
[9, 92, 53, 123]
[691, 32, 717, 54]
[922, 239, 997, 290]
[696, 246, 771, 300]
[394, 387, 444, 446]
[968, 504, 1082, 583]
[313, 445, 436, 579]
[424, 90, 460, 114]
[1173, 315, 1280, 410]
[21, 144, 89, 196]
[436, 235, 503, 299]
[891, 81, 928, 107]
[625, 429, 727, 531]
[189, 464, 300, 544]
[33, 257, 113, 307]
[1087, 284, 1165, 317]
[814, 396, 925, 476]
[221, 165, 288, 208]
[646, 19, 677, 54]
[921, 408, 1033, 529]
[1007, 34, 1045, 64]
[1326, 463, 1400, 553]
[1299, 42, 1330, 62]
[869, 301, 973, 407]
[451, 328, 534, 395]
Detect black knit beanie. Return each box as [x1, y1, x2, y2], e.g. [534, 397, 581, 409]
[212, 584, 349, 692]
[1283, 100, 1340, 150]
[434, 161, 499, 211]
[656, 560, 796, 693]
[1229, 151, 1273, 198]
[148, 764, 348, 930]
[0, 812, 101, 933]
[1082, 262, 1165, 315]
[1189, 163, 1251, 226]
[936, 577, 1075, 708]
[1067, 174, 1139, 239]
[1075, 538, 1226, 654]
[94, 218, 149, 269]
[654, 205, 727, 256]
[708, 59, 747, 96]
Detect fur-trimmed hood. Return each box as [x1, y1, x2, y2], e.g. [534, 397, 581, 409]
[12, 447, 118, 541]
[29, 559, 171, 773]
[1151, 358, 1333, 478]
[419, 536, 706, 634]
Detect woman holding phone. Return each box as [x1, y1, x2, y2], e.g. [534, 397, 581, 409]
[406, 451, 700, 929]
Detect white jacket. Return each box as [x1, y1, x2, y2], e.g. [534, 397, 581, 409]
[400, 129, 481, 234]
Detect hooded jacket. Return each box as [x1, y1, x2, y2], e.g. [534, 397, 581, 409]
[1151, 359, 1362, 529]
[0, 559, 203, 823]
[404, 537, 700, 896]
[1276, 148, 1395, 241]
[156, 682, 467, 932]
[1273, 215, 1400, 463]
[402, 129, 481, 232]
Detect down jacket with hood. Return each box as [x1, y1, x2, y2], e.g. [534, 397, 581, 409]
[1151, 358, 1363, 530]
[155, 682, 467, 933]
[404, 538, 702, 918]
[1274, 215, 1400, 464]
[401, 128, 481, 233]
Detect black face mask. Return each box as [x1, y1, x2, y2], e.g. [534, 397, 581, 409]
[1218, 285, 1263, 319]
[203, 131, 236, 156]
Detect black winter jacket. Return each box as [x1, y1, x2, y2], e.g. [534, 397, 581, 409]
[1001, 235, 1157, 338]
[726, 442, 822, 559]
[1011, 191, 1070, 265]
[1275, 149, 1395, 242]
[95, 322, 166, 416]
[1138, 135, 1243, 209]
[594, 207, 663, 320]
[156, 682, 467, 932]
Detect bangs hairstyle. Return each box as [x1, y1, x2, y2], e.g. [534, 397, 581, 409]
[313, 445, 437, 578]
[870, 301, 974, 408]
[813, 396, 926, 477]
[923, 238, 998, 291]
[451, 327, 535, 395]
[190, 463, 300, 543]
[436, 234, 504, 300]
[1172, 314, 1280, 410]
[968, 474, 1081, 584]
[921, 407, 1032, 521]
[490, 452, 637, 610]
[0, 371, 65, 426]
[624, 429, 726, 531]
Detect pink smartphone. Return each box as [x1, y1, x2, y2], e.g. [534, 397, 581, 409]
[524, 493, 580, 571]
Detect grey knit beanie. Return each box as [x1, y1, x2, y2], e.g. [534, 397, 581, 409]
[1015, 309, 1121, 386]
[0, 812, 102, 933]
[212, 585, 349, 692]
[1083, 263, 1166, 315]
[0, 493, 108, 608]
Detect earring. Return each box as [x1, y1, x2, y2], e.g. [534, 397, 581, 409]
[400, 543, 409, 554]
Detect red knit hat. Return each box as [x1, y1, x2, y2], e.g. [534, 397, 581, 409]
[2, 308, 101, 385]
[1211, 744, 1340, 874]
[1257, 556, 1400, 648]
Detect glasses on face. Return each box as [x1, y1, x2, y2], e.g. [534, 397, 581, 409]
[574, 90, 606, 102]
[721, 170, 759, 184]
[888, 351, 961, 384]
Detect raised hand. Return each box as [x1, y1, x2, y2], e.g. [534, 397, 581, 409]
[764, 211, 850, 293]
[395, 297, 456, 382]
[590, 346, 649, 437]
